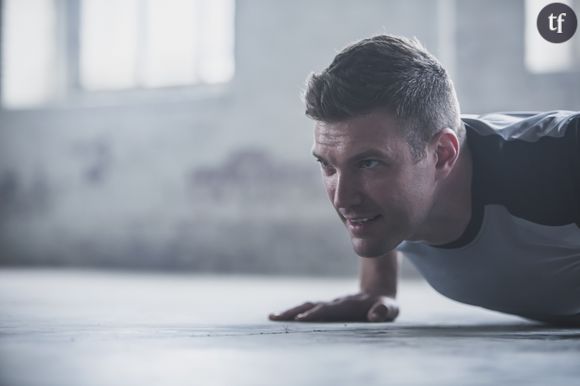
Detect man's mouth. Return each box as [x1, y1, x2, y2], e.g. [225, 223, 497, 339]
[345, 215, 381, 225]
[345, 214, 382, 232]
[341, 214, 382, 236]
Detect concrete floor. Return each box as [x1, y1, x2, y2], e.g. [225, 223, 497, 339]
[0, 269, 579, 386]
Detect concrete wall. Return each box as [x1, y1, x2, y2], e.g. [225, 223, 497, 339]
[0, 0, 578, 276]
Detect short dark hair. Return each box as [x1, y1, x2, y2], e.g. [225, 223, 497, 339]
[304, 35, 463, 160]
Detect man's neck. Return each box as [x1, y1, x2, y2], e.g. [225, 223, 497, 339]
[416, 141, 473, 246]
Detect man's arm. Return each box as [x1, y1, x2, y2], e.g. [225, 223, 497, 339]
[356, 249, 399, 322]
[360, 249, 398, 297]
[268, 250, 400, 322]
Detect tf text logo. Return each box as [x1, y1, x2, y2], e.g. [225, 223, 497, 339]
[537, 3, 577, 43]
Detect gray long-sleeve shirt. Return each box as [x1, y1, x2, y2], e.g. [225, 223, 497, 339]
[398, 111, 580, 324]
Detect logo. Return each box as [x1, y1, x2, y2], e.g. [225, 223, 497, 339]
[537, 2, 577, 43]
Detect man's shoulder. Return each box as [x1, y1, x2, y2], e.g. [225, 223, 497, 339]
[461, 110, 580, 141]
[463, 110, 580, 233]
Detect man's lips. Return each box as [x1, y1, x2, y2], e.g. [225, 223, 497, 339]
[344, 214, 381, 225]
[339, 213, 383, 236]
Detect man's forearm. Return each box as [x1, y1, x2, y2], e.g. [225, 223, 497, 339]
[359, 250, 399, 298]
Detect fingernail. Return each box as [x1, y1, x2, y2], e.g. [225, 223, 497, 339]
[369, 307, 388, 322]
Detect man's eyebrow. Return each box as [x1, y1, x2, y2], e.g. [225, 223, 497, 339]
[348, 149, 391, 161]
[311, 151, 324, 160]
[311, 149, 392, 162]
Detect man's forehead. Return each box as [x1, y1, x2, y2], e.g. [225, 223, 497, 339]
[312, 115, 402, 156]
[314, 111, 401, 135]
[313, 121, 353, 146]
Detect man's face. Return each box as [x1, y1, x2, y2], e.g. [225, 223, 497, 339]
[312, 111, 438, 257]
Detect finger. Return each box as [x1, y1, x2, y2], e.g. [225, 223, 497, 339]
[269, 302, 318, 321]
[294, 303, 326, 321]
[367, 303, 389, 322]
[367, 300, 399, 322]
[295, 301, 369, 322]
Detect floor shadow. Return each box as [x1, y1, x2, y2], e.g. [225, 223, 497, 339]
[343, 323, 580, 341]
[188, 322, 580, 341]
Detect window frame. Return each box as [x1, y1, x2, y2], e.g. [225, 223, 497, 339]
[0, 0, 235, 112]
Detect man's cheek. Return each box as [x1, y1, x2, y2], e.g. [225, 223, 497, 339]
[323, 181, 335, 202]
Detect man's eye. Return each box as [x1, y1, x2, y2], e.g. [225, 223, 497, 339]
[316, 159, 336, 174]
[359, 159, 380, 168]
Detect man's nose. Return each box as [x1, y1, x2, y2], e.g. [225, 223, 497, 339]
[332, 172, 362, 209]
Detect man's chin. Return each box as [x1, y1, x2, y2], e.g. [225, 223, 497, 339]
[351, 238, 395, 258]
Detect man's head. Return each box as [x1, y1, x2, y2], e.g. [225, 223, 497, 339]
[306, 35, 464, 257]
[305, 34, 464, 160]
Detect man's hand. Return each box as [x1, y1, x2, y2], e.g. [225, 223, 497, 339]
[268, 293, 399, 322]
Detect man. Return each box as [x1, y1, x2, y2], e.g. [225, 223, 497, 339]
[268, 35, 580, 325]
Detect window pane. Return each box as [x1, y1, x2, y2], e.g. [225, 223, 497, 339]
[80, 0, 234, 90]
[80, 0, 139, 90]
[2, 0, 57, 108]
[142, 0, 199, 87]
[198, 0, 235, 84]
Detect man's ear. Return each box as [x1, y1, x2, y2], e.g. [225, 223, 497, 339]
[432, 128, 460, 177]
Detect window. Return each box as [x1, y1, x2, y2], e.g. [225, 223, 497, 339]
[1, 0, 235, 108]
[525, 0, 579, 73]
[2, 0, 58, 107]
